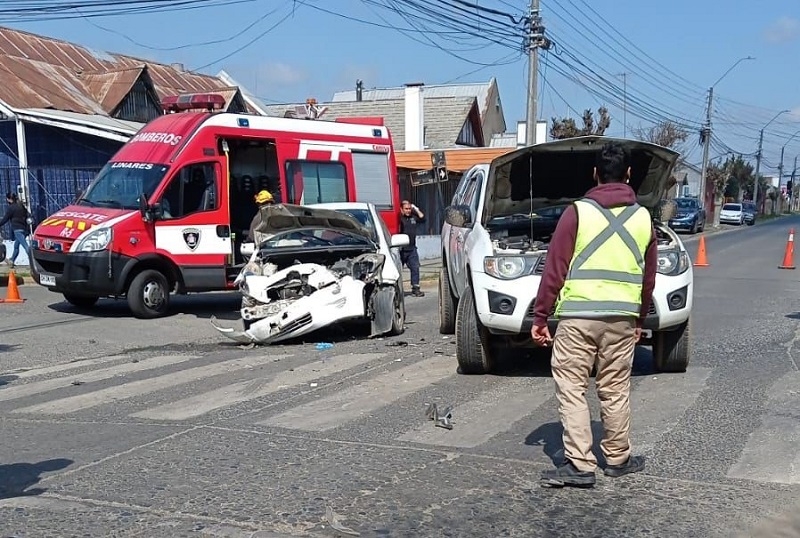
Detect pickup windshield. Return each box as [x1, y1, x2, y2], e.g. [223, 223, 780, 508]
[77, 162, 169, 210]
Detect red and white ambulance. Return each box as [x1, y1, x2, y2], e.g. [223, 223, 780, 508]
[30, 93, 402, 318]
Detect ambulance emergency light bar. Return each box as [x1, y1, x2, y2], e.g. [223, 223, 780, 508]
[161, 93, 226, 113]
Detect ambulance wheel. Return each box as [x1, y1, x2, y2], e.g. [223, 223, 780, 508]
[63, 294, 98, 309]
[128, 269, 170, 319]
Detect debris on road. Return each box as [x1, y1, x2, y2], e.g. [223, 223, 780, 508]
[425, 403, 454, 430]
[325, 506, 360, 536]
[315, 342, 334, 350]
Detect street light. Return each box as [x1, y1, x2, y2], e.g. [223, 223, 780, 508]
[753, 109, 790, 213]
[698, 56, 755, 218]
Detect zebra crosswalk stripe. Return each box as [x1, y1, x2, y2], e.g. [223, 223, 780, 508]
[727, 370, 800, 484]
[1, 355, 129, 380]
[258, 356, 455, 432]
[0, 355, 201, 403]
[396, 376, 553, 448]
[129, 353, 386, 421]
[10, 354, 289, 416]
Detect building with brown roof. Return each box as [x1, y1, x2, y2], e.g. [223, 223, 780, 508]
[0, 26, 258, 226]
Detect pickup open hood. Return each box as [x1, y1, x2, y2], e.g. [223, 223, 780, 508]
[253, 204, 374, 242]
[483, 136, 680, 221]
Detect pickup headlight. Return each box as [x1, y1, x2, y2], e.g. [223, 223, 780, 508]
[657, 248, 690, 276]
[72, 227, 112, 253]
[484, 256, 541, 280]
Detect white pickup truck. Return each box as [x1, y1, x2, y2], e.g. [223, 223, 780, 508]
[438, 136, 693, 375]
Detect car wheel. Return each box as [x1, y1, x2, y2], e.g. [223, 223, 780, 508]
[652, 318, 690, 373]
[691, 219, 698, 234]
[63, 294, 99, 309]
[438, 265, 457, 334]
[127, 269, 170, 319]
[388, 282, 406, 336]
[455, 285, 495, 374]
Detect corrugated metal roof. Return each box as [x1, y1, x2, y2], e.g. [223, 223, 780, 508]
[489, 132, 518, 148]
[0, 26, 251, 117]
[262, 96, 479, 151]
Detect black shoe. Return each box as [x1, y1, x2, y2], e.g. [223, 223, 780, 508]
[604, 455, 645, 478]
[540, 460, 596, 489]
[411, 287, 425, 297]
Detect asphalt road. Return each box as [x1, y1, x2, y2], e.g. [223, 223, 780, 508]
[2, 217, 800, 537]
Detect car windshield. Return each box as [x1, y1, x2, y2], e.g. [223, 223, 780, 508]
[261, 228, 373, 249]
[675, 199, 697, 209]
[723, 204, 741, 211]
[77, 162, 169, 210]
[328, 208, 379, 242]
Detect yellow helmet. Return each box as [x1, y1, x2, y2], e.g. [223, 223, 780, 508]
[254, 190, 274, 204]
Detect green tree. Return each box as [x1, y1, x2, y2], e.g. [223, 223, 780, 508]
[550, 106, 611, 140]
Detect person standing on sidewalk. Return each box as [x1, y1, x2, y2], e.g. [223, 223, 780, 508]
[1, 193, 31, 269]
[399, 200, 425, 297]
[531, 141, 658, 489]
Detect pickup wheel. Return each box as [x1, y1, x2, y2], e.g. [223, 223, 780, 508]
[652, 319, 690, 373]
[128, 269, 170, 319]
[455, 285, 494, 374]
[438, 266, 457, 334]
[63, 294, 99, 309]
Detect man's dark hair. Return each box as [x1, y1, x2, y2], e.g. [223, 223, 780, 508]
[595, 142, 631, 183]
[6, 192, 17, 202]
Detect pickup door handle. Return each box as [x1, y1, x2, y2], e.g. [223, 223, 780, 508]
[216, 225, 230, 238]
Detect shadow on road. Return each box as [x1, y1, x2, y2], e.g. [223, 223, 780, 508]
[46, 292, 243, 321]
[786, 312, 800, 320]
[0, 458, 73, 499]
[488, 346, 657, 378]
[0, 374, 18, 387]
[525, 421, 608, 468]
[0, 343, 20, 354]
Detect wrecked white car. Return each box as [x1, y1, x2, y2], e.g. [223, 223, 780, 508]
[212, 203, 410, 344]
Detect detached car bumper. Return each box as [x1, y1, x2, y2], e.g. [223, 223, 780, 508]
[471, 268, 692, 337]
[30, 246, 132, 296]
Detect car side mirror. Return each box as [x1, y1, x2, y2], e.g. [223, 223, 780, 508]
[445, 204, 472, 227]
[240, 242, 255, 258]
[390, 234, 410, 248]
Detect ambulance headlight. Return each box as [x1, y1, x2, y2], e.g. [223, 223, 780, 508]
[72, 227, 112, 253]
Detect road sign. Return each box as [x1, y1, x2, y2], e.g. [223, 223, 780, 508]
[410, 169, 436, 186]
[435, 166, 448, 182]
[431, 151, 447, 168]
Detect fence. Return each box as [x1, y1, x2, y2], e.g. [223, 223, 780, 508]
[0, 166, 102, 238]
[399, 169, 461, 235]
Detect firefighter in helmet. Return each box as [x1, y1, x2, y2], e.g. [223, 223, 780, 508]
[247, 190, 275, 243]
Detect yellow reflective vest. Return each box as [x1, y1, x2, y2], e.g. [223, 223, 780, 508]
[554, 198, 653, 319]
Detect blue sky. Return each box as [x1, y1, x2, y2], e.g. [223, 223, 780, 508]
[8, 0, 800, 176]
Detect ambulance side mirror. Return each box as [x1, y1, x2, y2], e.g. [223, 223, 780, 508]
[139, 195, 150, 222]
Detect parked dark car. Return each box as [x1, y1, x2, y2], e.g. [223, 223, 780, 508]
[742, 201, 756, 225]
[668, 197, 706, 234]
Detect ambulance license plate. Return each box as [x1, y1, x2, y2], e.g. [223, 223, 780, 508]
[39, 274, 56, 286]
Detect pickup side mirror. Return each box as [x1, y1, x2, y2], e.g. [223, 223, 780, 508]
[444, 204, 472, 228]
[390, 233, 410, 248]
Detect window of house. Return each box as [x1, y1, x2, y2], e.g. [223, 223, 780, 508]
[352, 152, 392, 208]
[285, 160, 347, 204]
[160, 162, 218, 219]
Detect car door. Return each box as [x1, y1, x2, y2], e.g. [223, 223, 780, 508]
[442, 169, 472, 297]
[450, 169, 484, 299]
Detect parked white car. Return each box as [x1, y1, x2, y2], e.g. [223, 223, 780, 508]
[719, 203, 745, 225]
[212, 202, 409, 344]
[439, 136, 693, 374]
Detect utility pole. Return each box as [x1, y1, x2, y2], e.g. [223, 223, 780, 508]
[753, 128, 764, 210]
[617, 72, 627, 137]
[525, 0, 550, 146]
[698, 87, 713, 209]
[793, 156, 798, 211]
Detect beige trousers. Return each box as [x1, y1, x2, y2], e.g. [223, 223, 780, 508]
[550, 317, 637, 472]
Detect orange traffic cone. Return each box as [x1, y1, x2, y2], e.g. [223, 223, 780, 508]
[693, 235, 709, 267]
[0, 269, 24, 303]
[779, 228, 796, 270]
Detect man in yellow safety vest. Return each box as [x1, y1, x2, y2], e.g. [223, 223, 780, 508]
[531, 141, 658, 489]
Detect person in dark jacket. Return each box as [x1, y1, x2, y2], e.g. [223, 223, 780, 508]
[532, 142, 657, 489]
[399, 200, 425, 297]
[1, 193, 30, 269]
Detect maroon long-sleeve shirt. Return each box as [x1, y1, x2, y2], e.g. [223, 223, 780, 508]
[532, 183, 658, 328]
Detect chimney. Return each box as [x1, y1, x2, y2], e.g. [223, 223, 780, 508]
[356, 79, 363, 102]
[171, 62, 185, 72]
[404, 82, 424, 151]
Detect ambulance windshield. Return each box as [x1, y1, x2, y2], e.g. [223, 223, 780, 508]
[77, 162, 170, 210]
